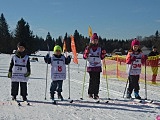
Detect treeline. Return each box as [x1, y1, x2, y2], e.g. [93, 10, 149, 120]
[0, 13, 160, 54]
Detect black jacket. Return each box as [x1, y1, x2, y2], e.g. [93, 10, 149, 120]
[9, 51, 31, 73]
[148, 51, 159, 56]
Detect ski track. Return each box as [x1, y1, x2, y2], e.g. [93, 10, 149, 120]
[0, 52, 160, 120]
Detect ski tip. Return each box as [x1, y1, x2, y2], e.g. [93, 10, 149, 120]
[70, 100, 73, 103]
[80, 98, 83, 100]
[18, 103, 21, 106]
[105, 101, 109, 103]
[96, 101, 100, 103]
[150, 100, 154, 103]
[52, 101, 57, 105]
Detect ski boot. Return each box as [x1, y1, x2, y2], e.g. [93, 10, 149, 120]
[50, 93, 55, 100]
[57, 92, 64, 101]
[22, 96, 27, 101]
[93, 94, 99, 100]
[88, 94, 93, 98]
[126, 90, 132, 99]
[12, 96, 16, 100]
[134, 91, 141, 100]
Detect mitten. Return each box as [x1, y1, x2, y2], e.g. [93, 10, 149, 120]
[24, 72, 30, 77]
[131, 56, 136, 61]
[44, 54, 51, 63]
[8, 72, 12, 78]
[67, 55, 72, 63]
[144, 55, 148, 60]
[101, 50, 106, 59]
[102, 50, 106, 54]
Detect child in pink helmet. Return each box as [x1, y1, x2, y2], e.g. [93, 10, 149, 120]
[83, 33, 106, 99]
[126, 38, 147, 99]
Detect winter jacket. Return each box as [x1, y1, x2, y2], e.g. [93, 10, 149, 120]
[44, 54, 71, 65]
[126, 50, 146, 75]
[148, 51, 159, 56]
[9, 51, 31, 73]
[83, 45, 106, 72]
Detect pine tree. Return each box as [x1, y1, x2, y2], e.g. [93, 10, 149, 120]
[0, 13, 11, 53]
[45, 32, 55, 51]
[14, 18, 35, 54]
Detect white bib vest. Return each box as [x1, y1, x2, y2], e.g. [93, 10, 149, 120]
[11, 55, 29, 82]
[51, 55, 66, 81]
[127, 53, 143, 75]
[87, 47, 102, 67]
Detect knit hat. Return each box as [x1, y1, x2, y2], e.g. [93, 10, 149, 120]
[152, 46, 157, 49]
[53, 45, 62, 52]
[91, 33, 98, 41]
[131, 39, 140, 47]
[17, 42, 26, 48]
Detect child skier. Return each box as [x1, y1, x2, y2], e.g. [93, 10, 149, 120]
[83, 33, 106, 99]
[44, 45, 71, 101]
[8, 42, 31, 101]
[126, 39, 147, 99]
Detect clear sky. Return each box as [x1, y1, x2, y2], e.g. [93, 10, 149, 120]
[0, 0, 160, 40]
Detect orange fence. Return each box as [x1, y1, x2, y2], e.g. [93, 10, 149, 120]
[103, 55, 160, 86]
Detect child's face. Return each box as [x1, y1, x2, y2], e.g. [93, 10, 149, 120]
[132, 45, 139, 51]
[17, 46, 25, 52]
[54, 50, 61, 55]
[153, 48, 157, 52]
[91, 39, 98, 45]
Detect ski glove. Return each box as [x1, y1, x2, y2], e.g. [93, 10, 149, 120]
[8, 72, 12, 78]
[24, 72, 30, 77]
[144, 55, 148, 60]
[131, 56, 136, 61]
[67, 55, 72, 63]
[44, 54, 51, 63]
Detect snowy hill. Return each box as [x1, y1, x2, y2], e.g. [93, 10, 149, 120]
[0, 51, 160, 120]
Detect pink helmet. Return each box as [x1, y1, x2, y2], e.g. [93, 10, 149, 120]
[131, 38, 140, 47]
[91, 33, 98, 41]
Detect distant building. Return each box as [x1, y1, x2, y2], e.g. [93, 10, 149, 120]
[112, 48, 126, 55]
[141, 46, 151, 55]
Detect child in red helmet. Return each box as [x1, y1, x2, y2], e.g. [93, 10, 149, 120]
[126, 39, 147, 99]
[83, 33, 106, 99]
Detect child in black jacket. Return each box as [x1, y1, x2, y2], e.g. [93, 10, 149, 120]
[8, 42, 31, 101]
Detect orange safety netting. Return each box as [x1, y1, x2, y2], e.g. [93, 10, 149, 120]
[103, 55, 160, 85]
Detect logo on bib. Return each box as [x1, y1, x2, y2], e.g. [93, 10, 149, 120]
[58, 66, 62, 72]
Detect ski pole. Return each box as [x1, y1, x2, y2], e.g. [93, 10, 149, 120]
[68, 63, 71, 99]
[104, 62, 110, 99]
[80, 60, 87, 100]
[45, 44, 50, 100]
[144, 57, 147, 100]
[64, 52, 71, 99]
[123, 60, 134, 98]
[123, 77, 129, 98]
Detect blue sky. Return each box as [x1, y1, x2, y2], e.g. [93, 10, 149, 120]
[0, 0, 160, 39]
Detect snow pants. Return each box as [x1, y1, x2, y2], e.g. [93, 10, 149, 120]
[127, 75, 140, 93]
[88, 72, 100, 95]
[50, 80, 63, 95]
[11, 82, 28, 97]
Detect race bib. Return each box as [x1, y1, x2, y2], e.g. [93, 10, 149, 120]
[88, 57, 101, 67]
[132, 59, 141, 70]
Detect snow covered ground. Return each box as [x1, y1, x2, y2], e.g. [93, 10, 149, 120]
[0, 51, 160, 120]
